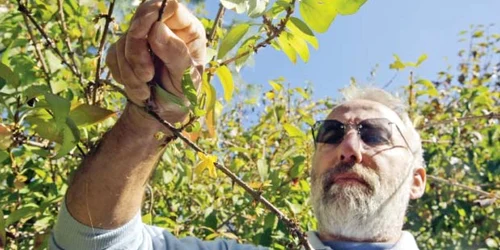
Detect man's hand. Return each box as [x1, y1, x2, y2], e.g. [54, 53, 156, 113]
[63, 0, 206, 230]
[106, 0, 206, 124]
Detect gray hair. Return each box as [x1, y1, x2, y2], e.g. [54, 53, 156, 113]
[338, 85, 425, 170]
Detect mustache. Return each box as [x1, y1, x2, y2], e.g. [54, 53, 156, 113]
[321, 162, 378, 193]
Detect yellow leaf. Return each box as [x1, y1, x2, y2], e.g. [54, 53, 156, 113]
[215, 65, 234, 102]
[265, 91, 275, 100]
[195, 152, 218, 178]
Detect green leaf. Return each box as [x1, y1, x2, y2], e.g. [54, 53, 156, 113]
[5, 204, 39, 226]
[416, 79, 439, 97]
[25, 85, 51, 100]
[389, 54, 406, 70]
[257, 158, 268, 181]
[54, 118, 80, 159]
[0, 150, 8, 163]
[285, 200, 303, 215]
[472, 30, 484, 38]
[269, 80, 283, 92]
[26, 117, 61, 142]
[0, 209, 5, 246]
[235, 35, 260, 69]
[277, 33, 297, 63]
[290, 156, 306, 178]
[154, 85, 189, 112]
[334, 0, 367, 15]
[0, 62, 20, 88]
[263, 213, 276, 230]
[416, 53, 428, 66]
[68, 104, 116, 127]
[299, 0, 337, 33]
[217, 23, 250, 59]
[215, 65, 234, 102]
[287, 33, 310, 62]
[181, 68, 198, 109]
[44, 93, 70, 127]
[287, 17, 319, 49]
[283, 124, 306, 138]
[248, 0, 269, 18]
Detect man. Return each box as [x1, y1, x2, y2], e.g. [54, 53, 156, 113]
[49, 1, 426, 249]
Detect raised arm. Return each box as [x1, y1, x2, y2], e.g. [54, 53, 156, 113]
[65, 0, 206, 229]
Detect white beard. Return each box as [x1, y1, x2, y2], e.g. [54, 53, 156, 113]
[310, 163, 412, 241]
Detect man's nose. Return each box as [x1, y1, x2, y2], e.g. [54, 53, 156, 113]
[339, 131, 363, 164]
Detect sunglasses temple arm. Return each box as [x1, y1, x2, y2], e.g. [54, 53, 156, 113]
[395, 125, 412, 152]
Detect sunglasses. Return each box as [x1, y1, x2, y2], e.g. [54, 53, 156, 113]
[311, 118, 410, 148]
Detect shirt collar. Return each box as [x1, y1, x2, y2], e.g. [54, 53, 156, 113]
[304, 231, 419, 250]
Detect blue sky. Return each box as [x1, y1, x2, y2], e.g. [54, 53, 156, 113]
[204, 0, 500, 101]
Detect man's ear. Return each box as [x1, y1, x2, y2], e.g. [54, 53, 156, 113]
[410, 167, 426, 199]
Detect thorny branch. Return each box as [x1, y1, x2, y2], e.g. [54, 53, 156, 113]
[93, 0, 117, 105]
[217, 0, 297, 67]
[142, 0, 313, 249]
[17, 0, 81, 78]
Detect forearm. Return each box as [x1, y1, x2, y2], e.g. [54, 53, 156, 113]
[65, 104, 170, 229]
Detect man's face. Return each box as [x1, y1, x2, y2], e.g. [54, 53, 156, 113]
[310, 99, 424, 241]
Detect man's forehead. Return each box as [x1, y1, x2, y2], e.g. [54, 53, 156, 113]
[326, 99, 401, 123]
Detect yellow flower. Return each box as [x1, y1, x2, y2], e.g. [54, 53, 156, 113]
[195, 152, 218, 178]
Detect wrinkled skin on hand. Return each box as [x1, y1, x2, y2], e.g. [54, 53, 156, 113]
[105, 0, 207, 124]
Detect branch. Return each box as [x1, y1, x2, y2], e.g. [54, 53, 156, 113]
[17, 0, 81, 78]
[207, 3, 225, 45]
[217, 0, 297, 67]
[427, 174, 499, 202]
[102, 79, 127, 97]
[93, 0, 116, 104]
[382, 71, 398, 89]
[144, 106, 313, 249]
[419, 113, 499, 129]
[57, 0, 81, 81]
[20, 15, 52, 91]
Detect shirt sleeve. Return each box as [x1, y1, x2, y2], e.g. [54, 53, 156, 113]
[49, 200, 267, 250]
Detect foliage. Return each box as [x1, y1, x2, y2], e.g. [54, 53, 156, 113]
[0, 0, 498, 249]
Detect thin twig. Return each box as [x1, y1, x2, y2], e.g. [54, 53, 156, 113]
[20, 15, 52, 91]
[102, 80, 127, 97]
[382, 71, 398, 89]
[217, 0, 297, 67]
[57, 0, 81, 81]
[427, 174, 499, 200]
[17, 0, 81, 78]
[421, 139, 451, 144]
[207, 4, 225, 45]
[420, 113, 499, 129]
[93, 0, 116, 105]
[24, 140, 49, 149]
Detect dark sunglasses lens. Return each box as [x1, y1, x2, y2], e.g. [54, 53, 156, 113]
[315, 120, 344, 144]
[359, 119, 392, 145]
